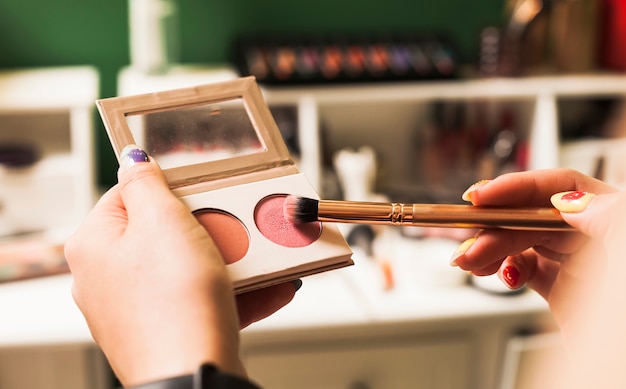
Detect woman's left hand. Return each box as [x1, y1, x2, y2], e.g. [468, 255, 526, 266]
[65, 146, 296, 386]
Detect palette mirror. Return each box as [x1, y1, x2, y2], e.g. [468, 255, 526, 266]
[124, 98, 264, 170]
[96, 76, 293, 192]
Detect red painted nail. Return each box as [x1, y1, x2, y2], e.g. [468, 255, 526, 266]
[502, 266, 520, 288]
[561, 191, 586, 201]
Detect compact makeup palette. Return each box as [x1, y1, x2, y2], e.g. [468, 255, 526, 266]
[96, 76, 353, 293]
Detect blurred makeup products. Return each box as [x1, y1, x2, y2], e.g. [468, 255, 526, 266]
[235, 35, 458, 85]
[97, 77, 353, 293]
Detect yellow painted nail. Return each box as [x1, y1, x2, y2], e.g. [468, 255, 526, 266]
[550, 191, 595, 213]
[450, 237, 477, 266]
[462, 179, 491, 202]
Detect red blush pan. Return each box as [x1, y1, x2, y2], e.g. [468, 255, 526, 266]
[254, 194, 321, 248]
[194, 209, 249, 264]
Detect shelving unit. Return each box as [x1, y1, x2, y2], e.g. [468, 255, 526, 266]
[0, 66, 99, 237]
[261, 74, 626, 198]
[119, 66, 626, 199]
[0, 67, 106, 389]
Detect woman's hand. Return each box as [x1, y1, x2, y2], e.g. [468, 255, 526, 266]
[452, 168, 626, 387]
[451, 169, 620, 330]
[65, 146, 296, 386]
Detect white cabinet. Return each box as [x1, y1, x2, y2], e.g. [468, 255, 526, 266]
[0, 274, 107, 389]
[240, 267, 555, 389]
[245, 336, 471, 389]
[0, 344, 111, 389]
[261, 75, 626, 197]
[0, 67, 99, 237]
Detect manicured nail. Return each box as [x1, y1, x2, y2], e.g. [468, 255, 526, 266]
[550, 191, 595, 213]
[462, 179, 491, 202]
[501, 265, 520, 288]
[119, 144, 149, 171]
[450, 237, 476, 266]
[292, 279, 303, 292]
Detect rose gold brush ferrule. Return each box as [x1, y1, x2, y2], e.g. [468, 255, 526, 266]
[316, 200, 574, 231]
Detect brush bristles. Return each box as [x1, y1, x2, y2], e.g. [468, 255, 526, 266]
[283, 195, 319, 224]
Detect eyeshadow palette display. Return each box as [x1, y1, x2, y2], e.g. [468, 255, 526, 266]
[234, 35, 459, 85]
[96, 77, 354, 294]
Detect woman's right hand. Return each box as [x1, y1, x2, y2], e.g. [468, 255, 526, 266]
[452, 169, 626, 386]
[452, 169, 622, 330]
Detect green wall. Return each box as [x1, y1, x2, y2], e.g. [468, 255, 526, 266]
[0, 0, 505, 188]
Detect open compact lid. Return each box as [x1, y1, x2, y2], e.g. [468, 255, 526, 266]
[96, 76, 296, 195]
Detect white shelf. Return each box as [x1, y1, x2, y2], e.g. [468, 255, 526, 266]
[118, 65, 239, 96]
[0, 67, 98, 111]
[0, 275, 91, 347]
[243, 265, 549, 335]
[259, 73, 626, 190]
[262, 73, 626, 103]
[119, 66, 626, 191]
[0, 153, 82, 177]
[119, 65, 626, 100]
[0, 266, 549, 348]
[0, 66, 99, 237]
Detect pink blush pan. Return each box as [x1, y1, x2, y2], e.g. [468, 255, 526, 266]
[194, 209, 249, 264]
[254, 194, 321, 248]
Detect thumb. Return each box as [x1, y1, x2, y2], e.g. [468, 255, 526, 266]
[550, 191, 626, 239]
[117, 145, 180, 221]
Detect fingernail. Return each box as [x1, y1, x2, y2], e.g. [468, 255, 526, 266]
[119, 144, 149, 171]
[550, 191, 595, 213]
[462, 179, 491, 202]
[450, 237, 476, 266]
[292, 279, 303, 292]
[500, 265, 520, 288]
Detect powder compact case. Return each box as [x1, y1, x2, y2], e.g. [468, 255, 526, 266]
[96, 76, 353, 293]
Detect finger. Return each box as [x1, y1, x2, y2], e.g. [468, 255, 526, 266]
[497, 254, 531, 290]
[236, 281, 299, 329]
[551, 191, 626, 240]
[453, 227, 586, 272]
[116, 145, 189, 226]
[525, 255, 560, 300]
[469, 259, 503, 277]
[532, 245, 572, 262]
[497, 250, 560, 300]
[453, 230, 544, 270]
[550, 191, 615, 279]
[464, 169, 616, 207]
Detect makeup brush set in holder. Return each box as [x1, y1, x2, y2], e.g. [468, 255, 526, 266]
[233, 34, 459, 85]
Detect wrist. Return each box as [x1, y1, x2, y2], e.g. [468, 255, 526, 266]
[125, 363, 261, 389]
[112, 312, 245, 386]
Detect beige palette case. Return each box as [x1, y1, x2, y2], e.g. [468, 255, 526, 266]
[96, 76, 353, 293]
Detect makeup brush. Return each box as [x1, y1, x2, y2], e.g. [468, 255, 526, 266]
[283, 195, 574, 231]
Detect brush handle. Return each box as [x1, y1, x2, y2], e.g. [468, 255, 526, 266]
[317, 200, 574, 231]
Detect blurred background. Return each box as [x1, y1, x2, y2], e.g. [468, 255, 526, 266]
[2, 0, 624, 189]
[0, 0, 508, 189]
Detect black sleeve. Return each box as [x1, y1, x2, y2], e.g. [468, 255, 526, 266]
[126, 363, 262, 389]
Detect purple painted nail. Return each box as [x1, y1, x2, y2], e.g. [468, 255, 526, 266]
[119, 144, 149, 171]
